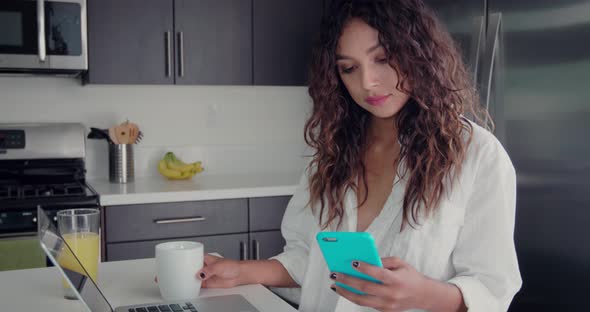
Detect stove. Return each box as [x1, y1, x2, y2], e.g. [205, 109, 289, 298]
[1, 183, 85, 199]
[0, 123, 99, 236]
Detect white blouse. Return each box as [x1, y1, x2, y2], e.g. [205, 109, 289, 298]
[271, 122, 522, 312]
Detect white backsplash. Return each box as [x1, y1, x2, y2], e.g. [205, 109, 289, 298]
[0, 76, 312, 178]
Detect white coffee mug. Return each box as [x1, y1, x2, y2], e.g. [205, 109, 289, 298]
[155, 241, 204, 301]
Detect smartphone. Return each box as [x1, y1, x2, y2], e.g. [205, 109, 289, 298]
[316, 231, 383, 295]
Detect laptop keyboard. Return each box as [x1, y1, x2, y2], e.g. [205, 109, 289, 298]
[128, 302, 198, 312]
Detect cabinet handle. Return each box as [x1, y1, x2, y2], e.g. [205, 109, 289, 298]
[177, 31, 184, 77]
[240, 241, 248, 260]
[165, 31, 172, 77]
[37, 0, 46, 62]
[253, 239, 260, 260]
[153, 216, 206, 224]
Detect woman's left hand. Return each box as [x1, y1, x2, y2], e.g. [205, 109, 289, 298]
[330, 257, 430, 312]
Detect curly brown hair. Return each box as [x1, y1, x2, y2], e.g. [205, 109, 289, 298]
[305, 0, 491, 230]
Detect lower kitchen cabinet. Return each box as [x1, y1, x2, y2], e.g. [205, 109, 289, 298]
[104, 199, 248, 243]
[249, 196, 291, 231]
[106, 233, 249, 261]
[248, 196, 290, 260]
[102, 195, 292, 262]
[250, 230, 286, 260]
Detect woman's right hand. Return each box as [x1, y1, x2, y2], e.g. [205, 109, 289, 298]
[197, 254, 242, 288]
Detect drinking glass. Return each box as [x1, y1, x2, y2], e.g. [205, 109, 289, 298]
[57, 208, 100, 300]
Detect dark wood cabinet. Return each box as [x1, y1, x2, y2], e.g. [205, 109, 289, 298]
[250, 230, 285, 260]
[248, 196, 291, 260]
[86, 0, 322, 85]
[107, 233, 249, 261]
[174, 0, 252, 85]
[102, 196, 291, 262]
[249, 196, 291, 231]
[103, 199, 249, 261]
[86, 0, 251, 85]
[252, 0, 323, 85]
[86, 0, 174, 84]
[104, 199, 248, 243]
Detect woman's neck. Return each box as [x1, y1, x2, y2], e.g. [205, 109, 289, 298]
[367, 116, 398, 151]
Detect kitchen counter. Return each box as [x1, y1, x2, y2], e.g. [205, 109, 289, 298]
[0, 258, 297, 312]
[89, 172, 301, 206]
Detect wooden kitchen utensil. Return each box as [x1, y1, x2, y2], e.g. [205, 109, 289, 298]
[109, 120, 141, 144]
[113, 123, 131, 144]
[108, 127, 119, 144]
[126, 122, 140, 144]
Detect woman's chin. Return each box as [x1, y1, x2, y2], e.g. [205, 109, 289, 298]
[366, 106, 403, 120]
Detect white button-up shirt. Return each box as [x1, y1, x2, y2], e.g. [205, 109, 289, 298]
[271, 122, 522, 311]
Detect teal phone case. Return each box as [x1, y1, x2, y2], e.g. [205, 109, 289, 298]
[316, 232, 383, 295]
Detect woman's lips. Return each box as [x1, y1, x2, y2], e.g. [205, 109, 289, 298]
[365, 94, 390, 106]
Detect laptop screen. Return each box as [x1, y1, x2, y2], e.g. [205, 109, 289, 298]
[37, 206, 113, 312]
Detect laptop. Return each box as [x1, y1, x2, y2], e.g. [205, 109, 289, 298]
[37, 206, 260, 312]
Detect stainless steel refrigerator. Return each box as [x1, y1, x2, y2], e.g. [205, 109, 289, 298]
[426, 0, 590, 310]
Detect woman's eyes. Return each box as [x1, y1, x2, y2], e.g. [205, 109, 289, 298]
[376, 57, 388, 64]
[340, 66, 356, 74]
[338, 57, 389, 74]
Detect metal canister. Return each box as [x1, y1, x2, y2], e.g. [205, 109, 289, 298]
[109, 144, 134, 183]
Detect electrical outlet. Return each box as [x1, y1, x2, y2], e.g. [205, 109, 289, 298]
[206, 103, 218, 127]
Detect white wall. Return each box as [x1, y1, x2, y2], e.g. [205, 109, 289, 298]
[0, 76, 312, 179]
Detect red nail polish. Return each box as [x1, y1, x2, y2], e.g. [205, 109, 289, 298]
[330, 272, 337, 279]
[199, 272, 206, 279]
[352, 261, 359, 268]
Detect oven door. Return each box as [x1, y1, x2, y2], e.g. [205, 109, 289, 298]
[0, 233, 46, 271]
[0, 0, 87, 72]
[0, 204, 98, 271]
[0, 209, 50, 271]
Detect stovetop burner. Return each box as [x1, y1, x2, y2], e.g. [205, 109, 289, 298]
[0, 158, 99, 215]
[0, 183, 87, 200]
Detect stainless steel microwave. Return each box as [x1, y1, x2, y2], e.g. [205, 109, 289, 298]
[0, 0, 87, 74]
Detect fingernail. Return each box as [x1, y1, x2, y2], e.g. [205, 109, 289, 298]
[329, 272, 337, 280]
[330, 286, 336, 292]
[199, 272, 206, 279]
[352, 261, 359, 268]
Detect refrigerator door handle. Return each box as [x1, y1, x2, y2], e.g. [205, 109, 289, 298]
[480, 12, 502, 124]
[470, 15, 486, 87]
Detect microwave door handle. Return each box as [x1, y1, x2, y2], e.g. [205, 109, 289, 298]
[37, 0, 46, 62]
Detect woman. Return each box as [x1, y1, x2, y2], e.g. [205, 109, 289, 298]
[196, 0, 522, 311]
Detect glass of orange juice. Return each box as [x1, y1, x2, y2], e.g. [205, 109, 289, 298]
[57, 208, 100, 300]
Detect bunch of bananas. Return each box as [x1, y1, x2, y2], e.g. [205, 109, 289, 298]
[158, 152, 204, 180]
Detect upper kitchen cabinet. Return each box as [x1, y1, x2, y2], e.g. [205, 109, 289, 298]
[85, 0, 252, 85]
[252, 0, 323, 86]
[85, 0, 175, 84]
[174, 0, 252, 85]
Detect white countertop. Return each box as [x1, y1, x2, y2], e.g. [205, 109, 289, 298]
[0, 258, 297, 312]
[89, 172, 301, 206]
